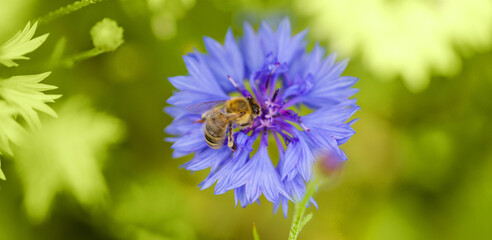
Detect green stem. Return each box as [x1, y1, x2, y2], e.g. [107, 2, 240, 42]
[38, 0, 107, 24]
[63, 48, 103, 67]
[288, 179, 318, 240]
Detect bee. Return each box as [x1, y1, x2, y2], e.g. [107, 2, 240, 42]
[187, 96, 261, 151]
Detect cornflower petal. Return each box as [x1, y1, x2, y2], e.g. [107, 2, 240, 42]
[198, 132, 252, 192]
[228, 144, 287, 204]
[234, 186, 248, 208]
[258, 22, 276, 58]
[181, 147, 231, 172]
[241, 22, 263, 74]
[171, 132, 207, 158]
[183, 55, 224, 92]
[203, 30, 245, 93]
[224, 30, 245, 86]
[275, 175, 318, 217]
[281, 133, 315, 182]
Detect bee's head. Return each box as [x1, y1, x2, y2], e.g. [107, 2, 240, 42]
[252, 103, 261, 116]
[247, 96, 261, 116]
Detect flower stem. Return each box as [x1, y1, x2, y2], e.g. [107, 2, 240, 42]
[63, 48, 103, 67]
[38, 0, 106, 24]
[288, 179, 318, 240]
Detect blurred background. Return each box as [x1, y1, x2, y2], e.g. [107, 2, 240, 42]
[1, 0, 492, 239]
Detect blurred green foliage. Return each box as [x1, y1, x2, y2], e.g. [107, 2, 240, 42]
[298, 0, 492, 92]
[0, 0, 491, 239]
[15, 96, 124, 222]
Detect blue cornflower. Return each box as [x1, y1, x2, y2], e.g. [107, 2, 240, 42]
[165, 18, 359, 216]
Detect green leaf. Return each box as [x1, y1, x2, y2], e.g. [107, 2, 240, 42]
[0, 21, 49, 67]
[15, 96, 124, 222]
[0, 160, 5, 181]
[0, 22, 56, 159]
[299, 213, 313, 230]
[0, 72, 61, 129]
[253, 223, 260, 240]
[0, 101, 28, 156]
[48, 37, 67, 67]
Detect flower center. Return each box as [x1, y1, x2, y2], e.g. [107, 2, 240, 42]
[229, 58, 310, 145]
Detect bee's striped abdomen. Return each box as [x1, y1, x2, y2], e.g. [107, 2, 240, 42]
[204, 113, 228, 149]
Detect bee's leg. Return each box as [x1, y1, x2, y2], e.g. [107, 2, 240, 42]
[227, 123, 237, 152]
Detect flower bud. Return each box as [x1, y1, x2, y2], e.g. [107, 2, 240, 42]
[314, 151, 345, 179]
[90, 18, 124, 52]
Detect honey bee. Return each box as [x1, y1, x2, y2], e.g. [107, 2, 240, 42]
[187, 96, 261, 151]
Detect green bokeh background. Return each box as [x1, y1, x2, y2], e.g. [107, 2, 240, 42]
[1, 0, 492, 239]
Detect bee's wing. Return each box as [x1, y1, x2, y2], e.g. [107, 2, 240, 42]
[185, 100, 227, 114]
[221, 112, 244, 121]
